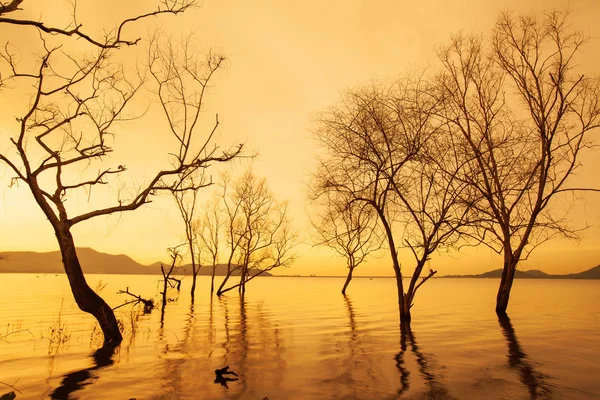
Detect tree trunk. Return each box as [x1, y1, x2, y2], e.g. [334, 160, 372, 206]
[217, 262, 233, 296]
[190, 249, 197, 300]
[55, 225, 122, 347]
[399, 288, 411, 325]
[341, 265, 354, 295]
[241, 269, 246, 295]
[190, 265, 197, 302]
[239, 264, 247, 295]
[496, 252, 517, 315]
[210, 264, 216, 294]
[375, 207, 409, 326]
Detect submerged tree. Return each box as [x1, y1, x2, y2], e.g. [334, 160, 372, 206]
[311, 191, 382, 294]
[198, 197, 222, 294]
[0, 1, 242, 346]
[217, 171, 295, 296]
[437, 10, 600, 315]
[172, 175, 201, 300]
[314, 78, 472, 326]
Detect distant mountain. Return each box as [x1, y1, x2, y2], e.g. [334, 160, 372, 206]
[442, 265, 600, 280]
[0, 248, 271, 277]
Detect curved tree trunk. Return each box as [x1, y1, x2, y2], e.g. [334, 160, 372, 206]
[55, 225, 122, 347]
[341, 265, 354, 295]
[217, 262, 233, 296]
[496, 253, 517, 315]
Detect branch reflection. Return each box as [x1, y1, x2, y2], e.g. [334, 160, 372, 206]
[395, 326, 455, 398]
[50, 345, 115, 400]
[343, 296, 379, 383]
[498, 315, 553, 399]
[218, 295, 285, 397]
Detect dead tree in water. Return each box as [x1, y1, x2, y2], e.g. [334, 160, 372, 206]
[159, 250, 182, 323]
[311, 192, 382, 294]
[313, 78, 471, 327]
[217, 171, 296, 296]
[115, 287, 155, 314]
[198, 198, 222, 294]
[437, 10, 600, 315]
[0, 1, 242, 347]
[172, 173, 202, 301]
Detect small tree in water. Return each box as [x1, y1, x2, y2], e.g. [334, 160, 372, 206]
[197, 198, 222, 294]
[217, 171, 296, 295]
[0, 1, 242, 346]
[311, 191, 382, 294]
[172, 172, 203, 302]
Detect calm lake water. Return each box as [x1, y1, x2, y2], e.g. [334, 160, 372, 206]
[0, 274, 598, 399]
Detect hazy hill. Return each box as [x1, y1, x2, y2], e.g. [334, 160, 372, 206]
[442, 265, 600, 279]
[0, 248, 272, 276]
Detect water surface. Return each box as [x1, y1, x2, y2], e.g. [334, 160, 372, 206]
[0, 274, 598, 399]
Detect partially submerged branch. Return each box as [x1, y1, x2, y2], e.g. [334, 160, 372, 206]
[114, 287, 155, 313]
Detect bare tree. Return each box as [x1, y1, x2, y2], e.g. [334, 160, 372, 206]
[311, 191, 382, 294]
[216, 173, 245, 295]
[172, 173, 202, 301]
[198, 197, 222, 294]
[313, 78, 471, 327]
[159, 248, 183, 325]
[217, 171, 295, 296]
[0, 2, 242, 346]
[396, 109, 477, 309]
[437, 10, 600, 315]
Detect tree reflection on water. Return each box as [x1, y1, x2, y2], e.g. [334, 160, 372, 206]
[394, 326, 456, 399]
[498, 315, 553, 400]
[46, 293, 555, 399]
[50, 345, 115, 400]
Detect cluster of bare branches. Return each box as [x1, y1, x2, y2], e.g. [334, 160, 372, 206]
[312, 77, 475, 325]
[436, 10, 600, 314]
[0, 1, 242, 346]
[0, 0, 196, 48]
[313, 9, 600, 322]
[216, 171, 296, 295]
[311, 190, 383, 294]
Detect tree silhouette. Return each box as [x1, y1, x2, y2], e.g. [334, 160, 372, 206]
[313, 78, 471, 326]
[0, 1, 242, 346]
[437, 10, 600, 315]
[217, 171, 295, 295]
[311, 191, 382, 294]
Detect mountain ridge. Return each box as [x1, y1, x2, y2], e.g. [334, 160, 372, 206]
[440, 265, 600, 279]
[0, 247, 272, 276]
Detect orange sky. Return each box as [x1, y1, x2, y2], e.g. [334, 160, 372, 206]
[1, 0, 599, 276]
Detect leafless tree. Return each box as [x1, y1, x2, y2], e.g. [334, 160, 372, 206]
[311, 191, 382, 294]
[393, 120, 474, 313]
[159, 248, 183, 325]
[437, 10, 600, 315]
[172, 172, 203, 301]
[0, 1, 242, 346]
[217, 171, 296, 296]
[313, 78, 472, 327]
[198, 197, 222, 294]
[216, 173, 245, 294]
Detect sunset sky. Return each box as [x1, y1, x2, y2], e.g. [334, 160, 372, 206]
[1, 0, 599, 277]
